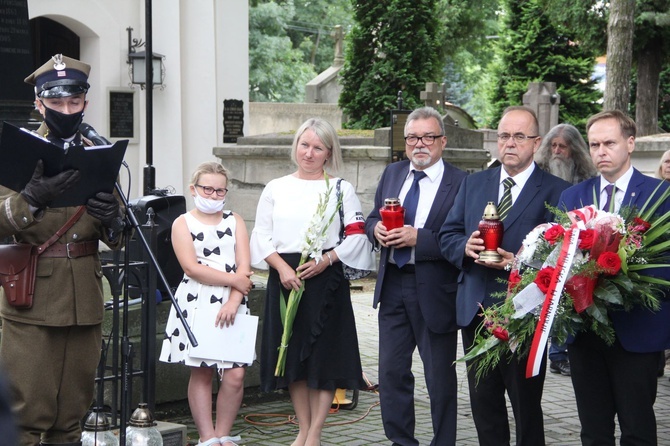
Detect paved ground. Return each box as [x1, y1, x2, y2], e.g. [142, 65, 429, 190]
[161, 288, 670, 445]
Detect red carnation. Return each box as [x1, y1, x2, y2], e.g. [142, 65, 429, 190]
[508, 270, 522, 292]
[597, 252, 622, 275]
[534, 266, 555, 294]
[492, 326, 509, 342]
[544, 225, 565, 245]
[578, 229, 595, 250]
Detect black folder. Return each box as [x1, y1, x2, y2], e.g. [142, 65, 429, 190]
[0, 122, 128, 207]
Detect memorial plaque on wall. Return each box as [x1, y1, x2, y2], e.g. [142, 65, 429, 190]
[223, 99, 244, 143]
[109, 90, 136, 139]
[0, 0, 33, 102]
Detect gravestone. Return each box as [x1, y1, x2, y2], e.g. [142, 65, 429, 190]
[523, 82, 560, 137]
[223, 99, 244, 143]
[420, 82, 446, 109]
[389, 110, 410, 162]
[304, 25, 345, 103]
[0, 0, 34, 134]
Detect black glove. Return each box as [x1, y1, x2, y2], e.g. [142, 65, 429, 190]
[20, 160, 81, 209]
[86, 192, 121, 227]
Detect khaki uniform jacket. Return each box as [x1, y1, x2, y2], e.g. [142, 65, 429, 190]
[0, 125, 123, 326]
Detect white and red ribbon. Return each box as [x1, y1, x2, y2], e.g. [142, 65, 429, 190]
[525, 227, 581, 378]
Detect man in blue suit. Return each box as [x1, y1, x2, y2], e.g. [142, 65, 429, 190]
[439, 106, 570, 446]
[558, 110, 670, 445]
[365, 107, 467, 446]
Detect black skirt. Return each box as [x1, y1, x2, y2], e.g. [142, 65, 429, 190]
[259, 252, 366, 392]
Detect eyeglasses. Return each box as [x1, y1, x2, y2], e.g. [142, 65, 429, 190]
[404, 135, 444, 146]
[497, 133, 539, 143]
[195, 184, 228, 197]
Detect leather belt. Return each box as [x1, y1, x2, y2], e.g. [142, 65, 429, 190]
[39, 241, 99, 259]
[389, 263, 416, 274]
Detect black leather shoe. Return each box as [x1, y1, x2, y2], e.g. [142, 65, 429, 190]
[549, 360, 571, 376]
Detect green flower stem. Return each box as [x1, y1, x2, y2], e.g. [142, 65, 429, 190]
[275, 270, 306, 377]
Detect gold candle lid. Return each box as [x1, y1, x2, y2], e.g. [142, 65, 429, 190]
[482, 201, 500, 220]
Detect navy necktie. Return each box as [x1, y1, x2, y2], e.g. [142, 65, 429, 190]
[497, 177, 515, 221]
[603, 183, 615, 212]
[394, 170, 427, 267]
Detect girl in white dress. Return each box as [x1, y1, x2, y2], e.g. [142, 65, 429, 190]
[159, 162, 253, 446]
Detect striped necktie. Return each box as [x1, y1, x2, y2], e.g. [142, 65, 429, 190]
[498, 177, 515, 221]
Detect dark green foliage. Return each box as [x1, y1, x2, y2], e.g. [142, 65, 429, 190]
[660, 66, 670, 132]
[488, 0, 601, 130]
[339, 0, 446, 129]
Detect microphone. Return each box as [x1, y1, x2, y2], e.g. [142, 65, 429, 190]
[79, 123, 111, 146]
[79, 123, 129, 168]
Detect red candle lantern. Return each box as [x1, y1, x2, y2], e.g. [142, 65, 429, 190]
[380, 198, 405, 230]
[478, 201, 503, 262]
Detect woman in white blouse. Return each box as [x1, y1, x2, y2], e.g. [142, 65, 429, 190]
[250, 118, 375, 446]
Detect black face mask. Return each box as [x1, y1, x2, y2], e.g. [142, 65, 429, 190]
[41, 101, 84, 139]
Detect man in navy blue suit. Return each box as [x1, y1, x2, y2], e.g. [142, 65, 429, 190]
[558, 110, 670, 445]
[439, 106, 570, 446]
[365, 107, 467, 446]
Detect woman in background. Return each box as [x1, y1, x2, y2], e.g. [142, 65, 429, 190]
[656, 149, 670, 181]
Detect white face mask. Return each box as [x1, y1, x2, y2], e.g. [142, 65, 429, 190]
[193, 192, 225, 214]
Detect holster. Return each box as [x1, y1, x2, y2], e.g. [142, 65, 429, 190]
[0, 244, 39, 309]
[0, 206, 87, 309]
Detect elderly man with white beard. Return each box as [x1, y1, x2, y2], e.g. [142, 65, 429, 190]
[536, 124, 596, 185]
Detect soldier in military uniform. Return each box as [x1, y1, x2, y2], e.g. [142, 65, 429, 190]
[0, 54, 124, 446]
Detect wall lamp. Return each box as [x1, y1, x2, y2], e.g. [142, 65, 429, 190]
[127, 27, 165, 89]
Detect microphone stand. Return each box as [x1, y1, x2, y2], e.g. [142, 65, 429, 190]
[114, 182, 197, 347]
[112, 181, 197, 444]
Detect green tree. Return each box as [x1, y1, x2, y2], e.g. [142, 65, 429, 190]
[339, 0, 446, 129]
[286, 0, 354, 74]
[488, 0, 601, 130]
[249, 0, 354, 102]
[659, 66, 670, 132]
[603, 0, 635, 112]
[248, 1, 317, 102]
[439, 0, 501, 126]
[632, 3, 670, 134]
[543, 0, 670, 135]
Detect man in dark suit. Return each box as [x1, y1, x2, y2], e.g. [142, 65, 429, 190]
[365, 106, 467, 446]
[558, 110, 670, 445]
[439, 106, 570, 446]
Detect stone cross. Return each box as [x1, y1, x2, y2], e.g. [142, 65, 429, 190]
[420, 82, 444, 108]
[332, 25, 344, 67]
